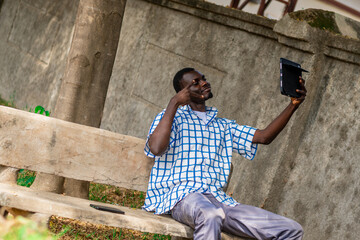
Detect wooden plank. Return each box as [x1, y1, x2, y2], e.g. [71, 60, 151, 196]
[0, 183, 193, 238]
[0, 106, 154, 192]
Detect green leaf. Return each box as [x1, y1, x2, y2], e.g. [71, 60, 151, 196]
[35, 105, 45, 114]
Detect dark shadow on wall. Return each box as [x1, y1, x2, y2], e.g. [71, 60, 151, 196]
[0, 0, 3, 13]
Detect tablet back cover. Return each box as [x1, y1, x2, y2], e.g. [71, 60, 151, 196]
[280, 58, 308, 98]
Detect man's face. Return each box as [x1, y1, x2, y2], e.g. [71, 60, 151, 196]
[180, 70, 213, 103]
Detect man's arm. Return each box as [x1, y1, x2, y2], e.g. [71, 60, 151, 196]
[252, 77, 307, 145]
[148, 81, 203, 156]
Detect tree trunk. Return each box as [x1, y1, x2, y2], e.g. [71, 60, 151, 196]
[31, 0, 126, 199]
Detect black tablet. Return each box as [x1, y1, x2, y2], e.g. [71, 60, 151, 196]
[280, 58, 308, 98]
[90, 204, 125, 214]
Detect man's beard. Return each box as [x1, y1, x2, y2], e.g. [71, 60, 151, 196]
[208, 92, 213, 99]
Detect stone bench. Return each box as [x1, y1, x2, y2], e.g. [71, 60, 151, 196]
[0, 106, 248, 239]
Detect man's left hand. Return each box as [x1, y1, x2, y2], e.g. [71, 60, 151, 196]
[291, 76, 307, 107]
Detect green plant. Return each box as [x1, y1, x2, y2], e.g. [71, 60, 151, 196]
[0, 216, 57, 240]
[24, 105, 51, 116]
[34, 105, 50, 116]
[17, 169, 36, 187]
[289, 9, 341, 34]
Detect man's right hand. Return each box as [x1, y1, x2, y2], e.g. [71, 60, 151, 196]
[149, 80, 205, 156]
[172, 80, 204, 107]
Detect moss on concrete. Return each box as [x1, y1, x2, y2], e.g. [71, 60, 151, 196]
[289, 9, 340, 34]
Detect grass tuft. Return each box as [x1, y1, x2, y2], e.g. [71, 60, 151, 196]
[17, 169, 36, 187]
[0, 95, 16, 108]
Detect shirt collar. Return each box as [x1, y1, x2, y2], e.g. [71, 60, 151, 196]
[180, 105, 218, 125]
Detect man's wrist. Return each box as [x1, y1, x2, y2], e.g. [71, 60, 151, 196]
[168, 96, 181, 110]
[170, 95, 182, 108]
[289, 101, 300, 111]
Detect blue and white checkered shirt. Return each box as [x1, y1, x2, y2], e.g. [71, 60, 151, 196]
[143, 105, 258, 214]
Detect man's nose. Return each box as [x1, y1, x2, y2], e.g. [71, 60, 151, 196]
[200, 80, 209, 87]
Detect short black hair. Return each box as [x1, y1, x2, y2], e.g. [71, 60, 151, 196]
[173, 67, 195, 93]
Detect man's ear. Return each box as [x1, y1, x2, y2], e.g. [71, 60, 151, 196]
[178, 79, 185, 91]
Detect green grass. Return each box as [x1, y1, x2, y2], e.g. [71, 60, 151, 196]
[17, 169, 36, 187]
[0, 94, 16, 108]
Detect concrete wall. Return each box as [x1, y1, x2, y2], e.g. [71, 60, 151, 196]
[101, 1, 360, 239]
[0, 0, 359, 239]
[0, 0, 79, 110]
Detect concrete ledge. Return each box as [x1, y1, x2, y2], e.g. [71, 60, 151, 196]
[274, 9, 360, 65]
[144, 0, 277, 39]
[324, 45, 360, 65]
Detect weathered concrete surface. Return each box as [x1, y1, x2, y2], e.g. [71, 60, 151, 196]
[0, 0, 79, 110]
[0, 106, 153, 192]
[99, 1, 360, 239]
[275, 58, 360, 240]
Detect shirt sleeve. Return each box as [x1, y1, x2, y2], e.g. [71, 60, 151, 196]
[144, 110, 177, 158]
[231, 122, 258, 160]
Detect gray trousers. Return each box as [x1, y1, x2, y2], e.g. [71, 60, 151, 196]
[171, 193, 303, 240]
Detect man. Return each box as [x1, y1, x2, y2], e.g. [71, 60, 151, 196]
[143, 67, 305, 239]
